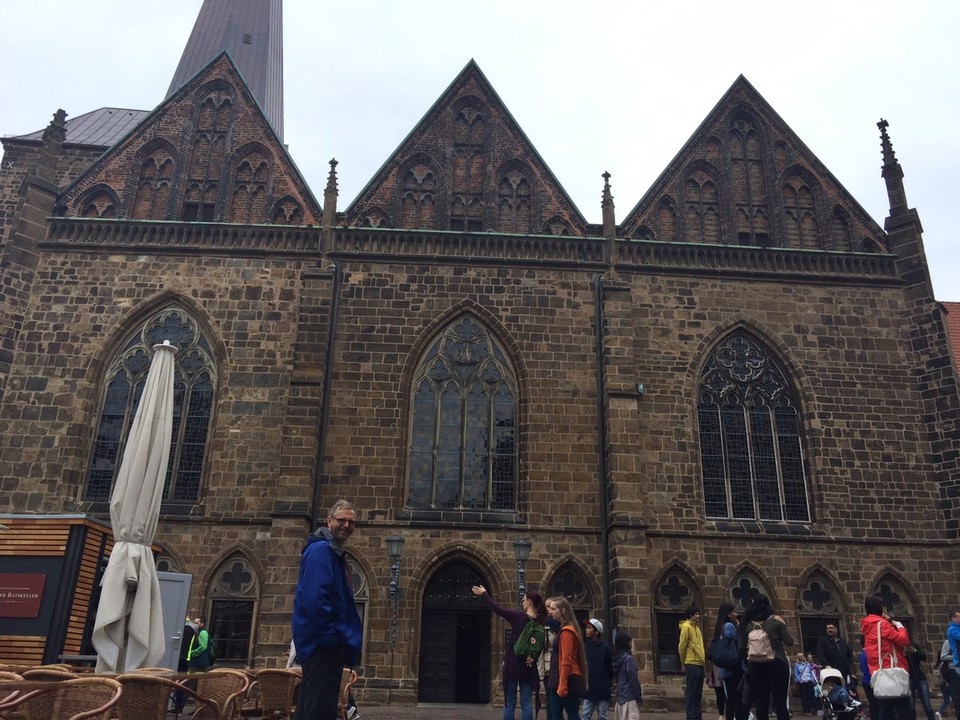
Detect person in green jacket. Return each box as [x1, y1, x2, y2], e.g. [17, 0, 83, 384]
[188, 616, 213, 671]
[679, 606, 705, 720]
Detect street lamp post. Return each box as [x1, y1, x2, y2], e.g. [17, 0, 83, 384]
[512, 538, 532, 609]
[385, 534, 404, 648]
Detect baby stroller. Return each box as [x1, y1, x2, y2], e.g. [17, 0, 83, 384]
[819, 668, 863, 720]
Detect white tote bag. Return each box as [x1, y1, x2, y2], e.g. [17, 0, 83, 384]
[870, 621, 911, 698]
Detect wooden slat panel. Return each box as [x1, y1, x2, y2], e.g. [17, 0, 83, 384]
[0, 636, 45, 664]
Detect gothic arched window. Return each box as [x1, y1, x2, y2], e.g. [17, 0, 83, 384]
[407, 315, 518, 512]
[798, 574, 844, 654]
[697, 332, 810, 522]
[85, 308, 216, 504]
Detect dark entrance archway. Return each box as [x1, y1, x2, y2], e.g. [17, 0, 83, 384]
[418, 560, 491, 703]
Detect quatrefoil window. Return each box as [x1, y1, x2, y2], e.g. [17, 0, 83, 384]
[212, 557, 256, 597]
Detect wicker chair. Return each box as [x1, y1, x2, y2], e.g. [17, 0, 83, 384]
[19, 668, 77, 682]
[0, 671, 25, 707]
[115, 673, 219, 720]
[0, 676, 122, 720]
[237, 670, 260, 718]
[255, 669, 300, 719]
[337, 669, 358, 720]
[193, 670, 250, 720]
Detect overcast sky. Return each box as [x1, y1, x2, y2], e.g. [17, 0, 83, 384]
[2, 1, 958, 299]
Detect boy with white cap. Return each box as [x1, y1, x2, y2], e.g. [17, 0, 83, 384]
[582, 617, 614, 720]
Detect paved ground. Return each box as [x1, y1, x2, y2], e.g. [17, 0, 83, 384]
[359, 705, 685, 720]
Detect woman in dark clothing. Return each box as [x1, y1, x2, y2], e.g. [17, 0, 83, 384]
[713, 601, 748, 720]
[739, 594, 794, 720]
[473, 584, 547, 720]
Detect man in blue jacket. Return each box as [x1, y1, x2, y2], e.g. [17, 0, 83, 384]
[293, 499, 363, 720]
[946, 611, 960, 720]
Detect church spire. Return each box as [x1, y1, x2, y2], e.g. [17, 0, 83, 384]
[167, 0, 284, 140]
[878, 118, 908, 217]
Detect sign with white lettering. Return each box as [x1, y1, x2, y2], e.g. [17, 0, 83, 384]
[0, 573, 47, 618]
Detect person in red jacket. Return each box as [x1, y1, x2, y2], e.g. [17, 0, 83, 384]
[860, 595, 911, 720]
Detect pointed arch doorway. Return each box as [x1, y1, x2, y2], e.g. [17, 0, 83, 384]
[418, 561, 491, 704]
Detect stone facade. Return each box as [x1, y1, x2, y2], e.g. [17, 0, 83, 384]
[0, 33, 958, 710]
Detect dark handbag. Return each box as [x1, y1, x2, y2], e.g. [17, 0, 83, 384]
[709, 635, 741, 671]
[567, 674, 586, 698]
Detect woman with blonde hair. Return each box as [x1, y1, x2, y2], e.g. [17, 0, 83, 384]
[545, 596, 588, 720]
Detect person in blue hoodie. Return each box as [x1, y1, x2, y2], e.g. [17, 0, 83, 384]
[292, 499, 363, 720]
[945, 611, 960, 720]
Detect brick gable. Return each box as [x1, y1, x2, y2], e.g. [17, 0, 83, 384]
[620, 75, 887, 253]
[345, 60, 587, 236]
[58, 53, 320, 226]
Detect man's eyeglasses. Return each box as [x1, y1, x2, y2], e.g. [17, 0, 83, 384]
[330, 517, 356, 526]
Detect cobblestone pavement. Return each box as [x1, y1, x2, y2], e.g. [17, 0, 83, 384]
[359, 705, 686, 720]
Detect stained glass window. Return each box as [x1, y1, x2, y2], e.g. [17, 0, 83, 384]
[697, 332, 810, 521]
[407, 315, 517, 511]
[85, 308, 216, 504]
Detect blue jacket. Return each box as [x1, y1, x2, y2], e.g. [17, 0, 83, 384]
[292, 528, 362, 665]
[948, 621, 960, 667]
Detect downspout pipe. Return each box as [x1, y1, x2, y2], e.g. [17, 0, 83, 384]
[593, 273, 613, 636]
[311, 259, 341, 526]
[311, 160, 342, 526]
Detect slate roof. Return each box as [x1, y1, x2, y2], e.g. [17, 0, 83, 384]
[13, 107, 149, 147]
[166, 0, 284, 140]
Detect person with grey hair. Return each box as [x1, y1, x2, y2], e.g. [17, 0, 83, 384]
[292, 500, 362, 720]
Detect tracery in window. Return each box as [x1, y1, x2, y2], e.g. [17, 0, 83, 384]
[407, 315, 517, 511]
[698, 332, 809, 522]
[182, 88, 233, 221]
[497, 166, 531, 234]
[797, 574, 843, 654]
[232, 151, 270, 224]
[400, 162, 437, 228]
[547, 561, 591, 609]
[728, 571, 769, 612]
[85, 308, 216, 503]
[782, 176, 818, 249]
[450, 103, 485, 231]
[729, 115, 770, 246]
[132, 152, 175, 219]
[81, 192, 117, 219]
[685, 171, 721, 244]
[869, 576, 916, 638]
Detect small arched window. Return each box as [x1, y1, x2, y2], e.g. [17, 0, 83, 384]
[85, 308, 216, 504]
[697, 332, 810, 522]
[653, 568, 701, 673]
[207, 554, 259, 663]
[407, 315, 517, 512]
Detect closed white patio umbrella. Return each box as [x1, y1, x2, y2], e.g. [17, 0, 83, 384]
[92, 340, 178, 673]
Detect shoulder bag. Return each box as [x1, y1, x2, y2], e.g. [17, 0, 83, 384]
[870, 621, 910, 698]
[709, 634, 741, 670]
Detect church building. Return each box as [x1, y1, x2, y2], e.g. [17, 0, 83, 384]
[1, 0, 958, 706]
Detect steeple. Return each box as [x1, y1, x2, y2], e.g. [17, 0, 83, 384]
[167, 0, 284, 140]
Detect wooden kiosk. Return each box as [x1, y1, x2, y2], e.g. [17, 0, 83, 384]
[0, 514, 114, 665]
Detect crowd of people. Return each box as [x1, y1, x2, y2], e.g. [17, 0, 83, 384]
[287, 500, 960, 720]
[678, 596, 960, 720]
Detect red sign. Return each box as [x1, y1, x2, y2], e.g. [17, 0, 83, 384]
[0, 573, 46, 618]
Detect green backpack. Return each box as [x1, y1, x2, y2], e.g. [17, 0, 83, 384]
[513, 620, 547, 660]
